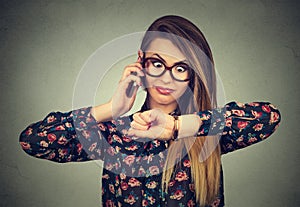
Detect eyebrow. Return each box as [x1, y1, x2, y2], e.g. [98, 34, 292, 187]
[151, 53, 189, 65]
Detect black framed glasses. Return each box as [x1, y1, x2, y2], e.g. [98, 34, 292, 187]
[141, 53, 192, 82]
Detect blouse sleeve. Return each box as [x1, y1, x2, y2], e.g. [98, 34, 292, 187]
[196, 101, 281, 154]
[19, 107, 106, 163]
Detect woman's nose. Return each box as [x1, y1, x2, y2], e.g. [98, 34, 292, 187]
[160, 70, 173, 83]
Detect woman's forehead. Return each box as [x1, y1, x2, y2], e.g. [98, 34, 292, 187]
[145, 38, 186, 61]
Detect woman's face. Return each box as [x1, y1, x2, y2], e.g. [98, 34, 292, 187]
[144, 38, 190, 113]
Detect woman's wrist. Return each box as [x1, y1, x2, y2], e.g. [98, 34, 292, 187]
[171, 115, 179, 141]
[91, 101, 113, 123]
[177, 114, 202, 139]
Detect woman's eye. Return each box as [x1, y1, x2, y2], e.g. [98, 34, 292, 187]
[152, 60, 163, 68]
[175, 66, 187, 73]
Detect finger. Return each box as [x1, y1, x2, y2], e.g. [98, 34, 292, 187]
[127, 128, 154, 139]
[130, 120, 149, 131]
[139, 111, 153, 123]
[130, 83, 139, 98]
[121, 66, 145, 81]
[125, 62, 143, 71]
[137, 50, 143, 61]
[140, 109, 163, 123]
[133, 113, 150, 126]
[122, 74, 143, 86]
[128, 127, 167, 140]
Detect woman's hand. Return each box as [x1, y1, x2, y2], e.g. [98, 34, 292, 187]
[110, 50, 145, 118]
[127, 109, 175, 141]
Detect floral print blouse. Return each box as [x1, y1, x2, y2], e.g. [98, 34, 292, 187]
[19, 101, 281, 207]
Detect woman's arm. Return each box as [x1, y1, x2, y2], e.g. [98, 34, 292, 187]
[20, 52, 145, 162]
[91, 102, 113, 122]
[128, 101, 281, 154]
[196, 101, 281, 154]
[19, 107, 106, 163]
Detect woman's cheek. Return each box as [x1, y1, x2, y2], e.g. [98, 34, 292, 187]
[175, 83, 189, 98]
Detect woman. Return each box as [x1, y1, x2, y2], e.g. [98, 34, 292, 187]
[19, 15, 281, 207]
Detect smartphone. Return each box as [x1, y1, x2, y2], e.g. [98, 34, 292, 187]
[126, 71, 138, 97]
[126, 53, 145, 97]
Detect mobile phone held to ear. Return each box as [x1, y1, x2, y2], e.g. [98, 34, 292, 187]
[126, 53, 145, 97]
[126, 71, 138, 97]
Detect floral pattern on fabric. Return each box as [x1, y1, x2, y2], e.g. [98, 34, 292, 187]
[19, 101, 281, 206]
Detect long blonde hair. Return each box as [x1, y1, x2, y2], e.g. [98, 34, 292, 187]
[140, 15, 221, 206]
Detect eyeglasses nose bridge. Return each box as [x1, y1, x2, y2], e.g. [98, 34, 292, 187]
[164, 64, 174, 71]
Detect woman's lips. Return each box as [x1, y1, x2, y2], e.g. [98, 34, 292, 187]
[155, 86, 174, 95]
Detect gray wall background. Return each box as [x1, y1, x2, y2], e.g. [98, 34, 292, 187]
[1, 0, 299, 206]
